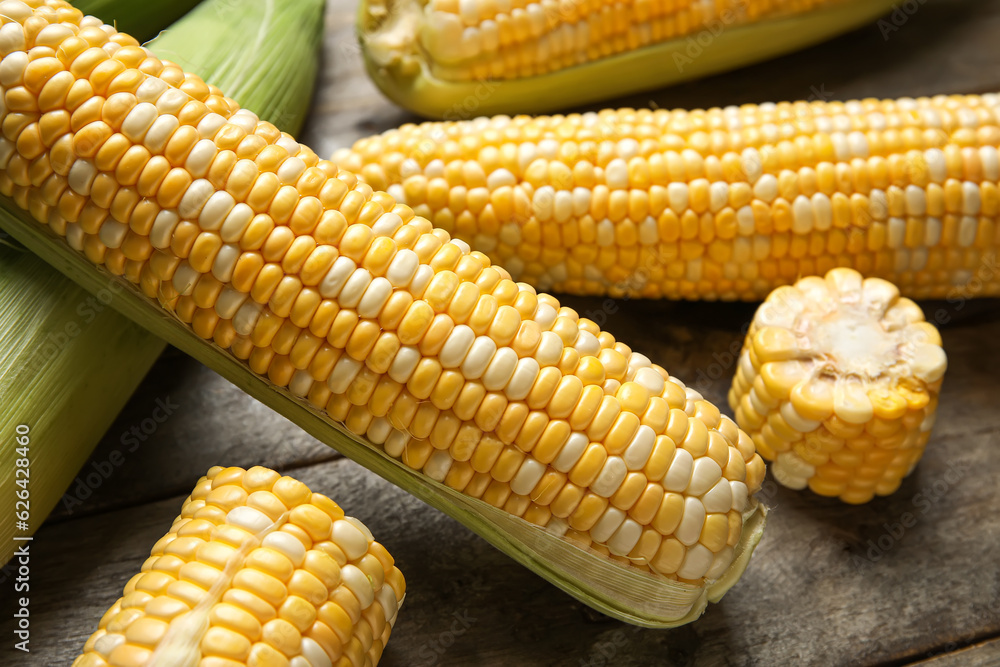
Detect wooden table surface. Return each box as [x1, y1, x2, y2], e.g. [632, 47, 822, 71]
[4, 0, 1000, 664]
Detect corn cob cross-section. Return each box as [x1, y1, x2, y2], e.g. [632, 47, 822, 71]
[0, 0, 764, 617]
[728, 268, 946, 504]
[74, 466, 405, 667]
[359, 0, 900, 116]
[332, 102, 1000, 300]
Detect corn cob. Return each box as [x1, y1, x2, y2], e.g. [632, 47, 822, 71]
[74, 465, 405, 667]
[359, 0, 898, 117]
[0, 0, 323, 559]
[0, 0, 764, 625]
[331, 102, 1000, 300]
[728, 268, 946, 504]
[0, 1, 765, 626]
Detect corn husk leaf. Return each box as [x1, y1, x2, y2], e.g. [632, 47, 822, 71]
[146, 0, 325, 136]
[0, 242, 164, 563]
[72, 0, 202, 43]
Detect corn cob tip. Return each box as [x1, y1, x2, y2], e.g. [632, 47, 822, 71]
[74, 465, 405, 667]
[729, 268, 946, 504]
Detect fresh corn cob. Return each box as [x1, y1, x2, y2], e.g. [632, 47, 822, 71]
[0, 1, 765, 626]
[359, 0, 898, 117]
[74, 465, 405, 667]
[728, 268, 946, 504]
[0, 0, 324, 559]
[332, 103, 1000, 300]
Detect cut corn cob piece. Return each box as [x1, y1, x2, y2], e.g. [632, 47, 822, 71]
[73, 465, 405, 667]
[0, 0, 324, 556]
[0, 1, 765, 626]
[359, 0, 898, 117]
[728, 268, 946, 504]
[332, 102, 1000, 300]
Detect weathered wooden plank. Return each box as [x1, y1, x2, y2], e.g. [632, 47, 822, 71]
[908, 637, 1000, 666]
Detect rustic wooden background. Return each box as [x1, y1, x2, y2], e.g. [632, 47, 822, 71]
[4, 0, 1000, 664]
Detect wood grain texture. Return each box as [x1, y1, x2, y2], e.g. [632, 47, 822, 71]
[4, 0, 1000, 664]
[909, 638, 1000, 666]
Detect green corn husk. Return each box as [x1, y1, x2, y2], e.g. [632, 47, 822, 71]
[0, 0, 326, 563]
[146, 0, 325, 137]
[72, 0, 202, 43]
[0, 242, 163, 563]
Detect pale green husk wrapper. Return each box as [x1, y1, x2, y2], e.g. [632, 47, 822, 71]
[0, 0, 324, 563]
[0, 242, 163, 563]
